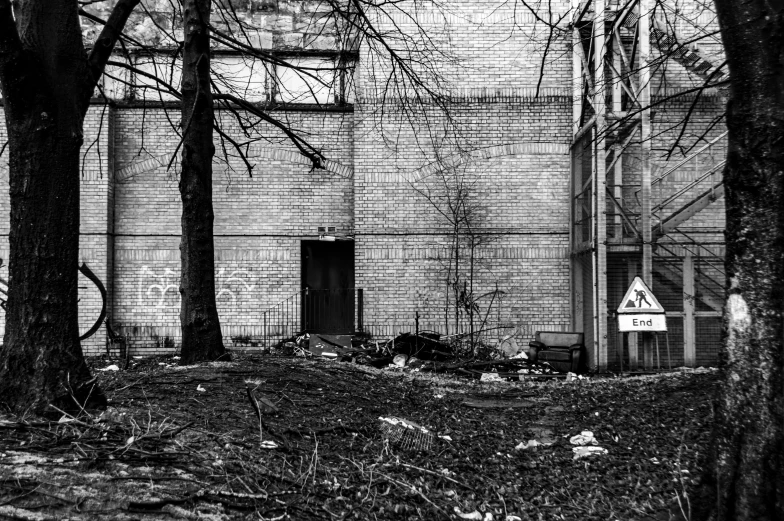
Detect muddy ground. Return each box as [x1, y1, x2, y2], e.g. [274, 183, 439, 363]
[0, 354, 717, 520]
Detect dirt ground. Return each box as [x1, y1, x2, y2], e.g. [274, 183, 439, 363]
[0, 354, 717, 520]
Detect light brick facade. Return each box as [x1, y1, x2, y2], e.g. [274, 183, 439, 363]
[0, 0, 726, 366]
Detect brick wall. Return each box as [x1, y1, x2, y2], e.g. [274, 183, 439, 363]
[0, 0, 727, 366]
[354, 97, 574, 346]
[112, 107, 354, 354]
[0, 107, 113, 353]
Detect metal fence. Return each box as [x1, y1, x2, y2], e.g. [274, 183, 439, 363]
[262, 288, 364, 349]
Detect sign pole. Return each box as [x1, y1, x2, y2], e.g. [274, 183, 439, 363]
[617, 277, 667, 366]
[655, 333, 661, 372]
[666, 332, 672, 371]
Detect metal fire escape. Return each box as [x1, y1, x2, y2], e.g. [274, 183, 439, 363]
[570, 0, 727, 371]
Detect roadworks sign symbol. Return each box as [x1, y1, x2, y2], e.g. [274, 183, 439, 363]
[617, 277, 665, 314]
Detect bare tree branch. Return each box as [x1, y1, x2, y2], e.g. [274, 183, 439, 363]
[213, 92, 326, 168]
[85, 0, 142, 99]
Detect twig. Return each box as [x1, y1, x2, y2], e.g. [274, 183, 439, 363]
[675, 428, 692, 521]
[283, 425, 363, 437]
[399, 463, 468, 488]
[129, 495, 193, 510]
[245, 384, 265, 444]
[108, 475, 204, 484]
[161, 421, 193, 439]
[110, 376, 148, 394]
[46, 405, 100, 432]
[373, 470, 449, 518]
[0, 483, 42, 507]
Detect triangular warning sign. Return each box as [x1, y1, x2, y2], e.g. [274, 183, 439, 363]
[617, 277, 665, 314]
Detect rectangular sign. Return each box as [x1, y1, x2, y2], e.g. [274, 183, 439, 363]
[618, 314, 667, 332]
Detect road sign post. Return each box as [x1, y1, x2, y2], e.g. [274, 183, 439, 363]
[617, 277, 670, 372]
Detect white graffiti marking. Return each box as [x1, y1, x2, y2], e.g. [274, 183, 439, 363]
[216, 269, 256, 304]
[139, 265, 180, 309]
[138, 266, 257, 310]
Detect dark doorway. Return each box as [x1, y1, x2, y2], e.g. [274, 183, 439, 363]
[301, 240, 355, 334]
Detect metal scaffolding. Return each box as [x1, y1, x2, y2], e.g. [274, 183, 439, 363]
[570, 0, 726, 371]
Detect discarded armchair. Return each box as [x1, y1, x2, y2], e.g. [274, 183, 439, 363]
[528, 331, 587, 374]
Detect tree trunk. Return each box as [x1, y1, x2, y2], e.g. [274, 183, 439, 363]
[178, 0, 227, 364]
[0, 0, 138, 413]
[0, 121, 96, 412]
[696, 2, 784, 519]
[0, 0, 100, 413]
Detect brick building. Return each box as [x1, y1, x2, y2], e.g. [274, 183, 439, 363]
[0, 0, 726, 370]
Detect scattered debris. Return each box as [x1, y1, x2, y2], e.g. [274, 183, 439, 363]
[393, 354, 408, 367]
[454, 507, 486, 520]
[496, 333, 522, 358]
[569, 431, 599, 446]
[516, 423, 558, 450]
[0, 354, 718, 520]
[572, 446, 608, 459]
[309, 334, 353, 358]
[676, 366, 717, 374]
[379, 416, 437, 451]
[515, 439, 549, 450]
[479, 372, 504, 382]
[270, 329, 577, 380]
[245, 380, 280, 415]
[389, 332, 453, 361]
[570, 430, 607, 459]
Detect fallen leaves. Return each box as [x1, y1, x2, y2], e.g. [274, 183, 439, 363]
[0, 354, 717, 520]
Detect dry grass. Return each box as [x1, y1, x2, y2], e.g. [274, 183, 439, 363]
[0, 354, 716, 520]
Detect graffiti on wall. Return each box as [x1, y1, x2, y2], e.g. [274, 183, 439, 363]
[216, 268, 256, 304]
[138, 266, 257, 310]
[139, 266, 180, 309]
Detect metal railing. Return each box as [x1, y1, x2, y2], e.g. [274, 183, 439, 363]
[261, 290, 303, 349]
[652, 131, 727, 188]
[262, 288, 364, 349]
[653, 160, 726, 215]
[631, 131, 728, 223]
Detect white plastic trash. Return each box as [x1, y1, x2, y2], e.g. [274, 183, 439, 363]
[515, 439, 551, 450]
[572, 446, 608, 459]
[570, 430, 598, 446]
[453, 508, 483, 520]
[392, 354, 408, 367]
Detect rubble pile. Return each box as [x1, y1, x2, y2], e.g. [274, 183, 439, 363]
[271, 330, 568, 380]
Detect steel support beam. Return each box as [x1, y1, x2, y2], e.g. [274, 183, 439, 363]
[593, 0, 608, 371]
[612, 32, 624, 240]
[638, 0, 654, 369]
[683, 254, 696, 367]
